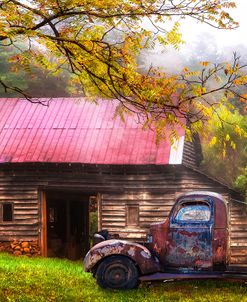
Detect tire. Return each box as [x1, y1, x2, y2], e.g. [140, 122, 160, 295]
[95, 255, 139, 290]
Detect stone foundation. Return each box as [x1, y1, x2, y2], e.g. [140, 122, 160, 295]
[0, 241, 40, 256]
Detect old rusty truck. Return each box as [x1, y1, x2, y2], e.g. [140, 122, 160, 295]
[83, 191, 247, 289]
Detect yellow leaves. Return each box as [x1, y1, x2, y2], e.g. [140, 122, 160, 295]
[230, 141, 236, 150]
[200, 61, 209, 67]
[157, 22, 184, 50]
[154, 116, 185, 143]
[234, 125, 242, 136]
[209, 136, 217, 146]
[233, 76, 247, 86]
[129, 69, 181, 106]
[204, 105, 247, 162]
[182, 68, 200, 77]
[192, 119, 203, 133]
[222, 146, 226, 158]
[192, 85, 206, 97]
[225, 134, 230, 141]
[234, 125, 247, 138]
[209, 135, 233, 158]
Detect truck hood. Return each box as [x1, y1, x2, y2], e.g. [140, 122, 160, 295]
[83, 239, 161, 274]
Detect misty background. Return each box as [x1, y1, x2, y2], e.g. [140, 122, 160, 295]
[142, 0, 247, 73]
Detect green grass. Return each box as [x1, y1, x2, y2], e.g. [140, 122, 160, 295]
[0, 253, 247, 302]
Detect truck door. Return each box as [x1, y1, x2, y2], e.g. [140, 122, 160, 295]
[165, 198, 214, 270]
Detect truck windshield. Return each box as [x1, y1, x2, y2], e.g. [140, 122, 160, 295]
[175, 204, 210, 222]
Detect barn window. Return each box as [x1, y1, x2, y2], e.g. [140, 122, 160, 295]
[127, 205, 139, 226]
[2, 203, 13, 222]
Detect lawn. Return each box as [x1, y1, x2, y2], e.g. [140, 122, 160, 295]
[0, 253, 247, 302]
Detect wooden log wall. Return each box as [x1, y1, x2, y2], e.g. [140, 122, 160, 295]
[101, 193, 175, 241]
[99, 165, 232, 241]
[182, 135, 203, 168]
[0, 173, 39, 242]
[182, 140, 198, 168]
[0, 163, 245, 264]
[229, 199, 247, 265]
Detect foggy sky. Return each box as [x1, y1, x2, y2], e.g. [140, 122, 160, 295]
[145, 0, 247, 72]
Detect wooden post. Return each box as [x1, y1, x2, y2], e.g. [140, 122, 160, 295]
[40, 191, 47, 257]
[97, 193, 102, 231]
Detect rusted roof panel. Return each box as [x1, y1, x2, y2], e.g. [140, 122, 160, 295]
[0, 98, 185, 164]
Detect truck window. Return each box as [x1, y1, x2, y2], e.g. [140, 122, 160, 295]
[175, 204, 210, 222]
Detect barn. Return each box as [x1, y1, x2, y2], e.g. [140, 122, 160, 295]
[0, 97, 245, 264]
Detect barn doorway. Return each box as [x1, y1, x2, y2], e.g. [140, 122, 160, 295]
[42, 191, 98, 260]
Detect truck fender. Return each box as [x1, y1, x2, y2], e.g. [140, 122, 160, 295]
[83, 239, 161, 275]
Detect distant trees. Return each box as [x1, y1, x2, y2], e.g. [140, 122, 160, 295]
[0, 45, 28, 95]
[0, 45, 72, 98]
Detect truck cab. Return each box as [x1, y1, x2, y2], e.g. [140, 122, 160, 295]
[84, 192, 246, 289]
[149, 191, 228, 271]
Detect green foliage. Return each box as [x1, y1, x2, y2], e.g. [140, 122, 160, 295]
[202, 107, 247, 193]
[0, 45, 28, 95]
[0, 45, 72, 97]
[89, 212, 98, 239]
[0, 253, 247, 301]
[234, 167, 247, 201]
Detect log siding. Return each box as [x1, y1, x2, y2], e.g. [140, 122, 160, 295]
[0, 163, 244, 264]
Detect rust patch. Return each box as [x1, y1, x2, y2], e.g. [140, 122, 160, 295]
[84, 239, 161, 275]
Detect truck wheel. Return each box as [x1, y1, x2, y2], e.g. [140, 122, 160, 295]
[96, 255, 139, 289]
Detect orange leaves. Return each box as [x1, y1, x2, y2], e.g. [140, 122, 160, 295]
[222, 1, 237, 9]
[8, 54, 22, 63]
[200, 61, 209, 67]
[233, 76, 247, 86]
[239, 94, 247, 111]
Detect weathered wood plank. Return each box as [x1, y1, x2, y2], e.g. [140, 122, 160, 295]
[102, 217, 126, 222]
[230, 249, 247, 256]
[14, 210, 39, 215]
[102, 213, 125, 217]
[12, 218, 39, 224]
[0, 225, 38, 231]
[0, 235, 38, 241]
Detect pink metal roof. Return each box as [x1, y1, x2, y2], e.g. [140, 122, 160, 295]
[0, 98, 185, 164]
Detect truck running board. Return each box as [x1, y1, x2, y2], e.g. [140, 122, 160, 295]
[139, 272, 247, 283]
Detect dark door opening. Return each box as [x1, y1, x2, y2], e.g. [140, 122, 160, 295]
[45, 191, 92, 260]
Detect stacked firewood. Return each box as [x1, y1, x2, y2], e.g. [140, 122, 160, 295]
[0, 241, 40, 256]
